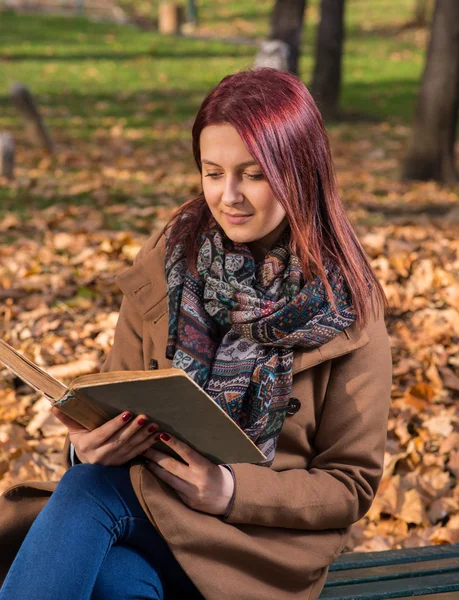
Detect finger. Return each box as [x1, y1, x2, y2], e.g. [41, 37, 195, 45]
[142, 447, 168, 463]
[144, 446, 190, 481]
[107, 432, 159, 466]
[154, 433, 206, 469]
[141, 445, 161, 461]
[88, 411, 136, 445]
[51, 407, 88, 432]
[147, 461, 190, 496]
[109, 423, 159, 462]
[109, 416, 158, 451]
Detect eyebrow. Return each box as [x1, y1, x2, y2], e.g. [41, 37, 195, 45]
[201, 159, 259, 168]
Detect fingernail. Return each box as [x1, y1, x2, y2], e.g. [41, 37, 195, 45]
[153, 433, 161, 441]
[148, 424, 158, 433]
[137, 417, 147, 426]
[160, 433, 171, 442]
[122, 412, 132, 422]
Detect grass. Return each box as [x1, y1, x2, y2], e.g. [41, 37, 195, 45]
[0, 1, 429, 219]
[120, 0, 419, 37]
[0, 14, 257, 160]
[0, 0, 425, 125]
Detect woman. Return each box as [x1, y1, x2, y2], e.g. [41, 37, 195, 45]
[0, 67, 392, 600]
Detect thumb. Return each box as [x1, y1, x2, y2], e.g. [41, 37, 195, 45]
[51, 407, 88, 432]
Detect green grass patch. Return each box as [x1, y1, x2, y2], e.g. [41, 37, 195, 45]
[0, 1, 424, 131]
[0, 2, 429, 219]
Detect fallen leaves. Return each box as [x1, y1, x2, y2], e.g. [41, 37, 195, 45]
[0, 119, 458, 556]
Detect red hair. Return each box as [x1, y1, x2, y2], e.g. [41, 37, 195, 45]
[164, 67, 387, 326]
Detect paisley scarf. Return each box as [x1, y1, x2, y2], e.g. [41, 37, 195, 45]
[165, 225, 356, 465]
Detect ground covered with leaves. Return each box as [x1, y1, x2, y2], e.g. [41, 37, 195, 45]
[0, 6, 458, 554]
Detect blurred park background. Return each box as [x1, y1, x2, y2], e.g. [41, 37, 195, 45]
[0, 0, 458, 554]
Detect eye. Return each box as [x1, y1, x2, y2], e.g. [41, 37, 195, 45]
[204, 173, 222, 179]
[246, 173, 264, 180]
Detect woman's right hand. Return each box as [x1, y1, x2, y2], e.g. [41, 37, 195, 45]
[51, 407, 159, 466]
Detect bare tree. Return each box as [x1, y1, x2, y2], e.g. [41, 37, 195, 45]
[10, 83, 54, 155]
[186, 0, 198, 25]
[310, 0, 345, 120]
[0, 133, 15, 180]
[254, 0, 307, 75]
[402, 0, 459, 183]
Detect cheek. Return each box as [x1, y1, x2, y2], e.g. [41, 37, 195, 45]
[202, 184, 216, 210]
[257, 197, 286, 225]
[202, 179, 220, 203]
[205, 197, 219, 216]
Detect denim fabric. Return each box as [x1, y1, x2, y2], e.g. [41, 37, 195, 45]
[69, 443, 235, 518]
[0, 464, 204, 600]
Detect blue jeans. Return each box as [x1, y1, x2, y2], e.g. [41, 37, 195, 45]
[0, 464, 204, 600]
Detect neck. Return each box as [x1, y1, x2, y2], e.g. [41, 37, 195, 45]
[247, 241, 269, 263]
[247, 219, 289, 263]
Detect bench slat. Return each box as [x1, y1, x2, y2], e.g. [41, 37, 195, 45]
[325, 556, 459, 585]
[330, 544, 459, 572]
[318, 570, 459, 599]
[394, 593, 459, 600]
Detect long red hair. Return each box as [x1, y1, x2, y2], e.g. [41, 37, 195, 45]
[164, 67, 387, 326]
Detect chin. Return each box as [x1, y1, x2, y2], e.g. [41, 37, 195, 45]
[219, 227, 256, 245]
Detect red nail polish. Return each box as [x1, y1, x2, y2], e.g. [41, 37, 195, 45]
[160, 433, 171, 442]
[153, 433, 161, 441]
[137, 417, 147, 426]
[122, 412, 132, 422]
[148, 424, 157, 433]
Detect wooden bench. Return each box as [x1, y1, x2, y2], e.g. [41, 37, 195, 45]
[319, 543, 459, 599]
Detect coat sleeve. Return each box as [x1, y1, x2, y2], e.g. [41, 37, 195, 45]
[223, 307, 392, 530]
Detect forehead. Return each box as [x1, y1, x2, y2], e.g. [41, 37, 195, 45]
[200, 124, 255, 164]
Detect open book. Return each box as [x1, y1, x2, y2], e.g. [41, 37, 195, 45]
[0, 339, 265, 465]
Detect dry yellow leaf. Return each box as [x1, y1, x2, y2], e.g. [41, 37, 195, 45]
[396, 488, 429, 526]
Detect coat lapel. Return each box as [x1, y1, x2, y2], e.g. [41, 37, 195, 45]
[116, 240, 369, 376]
[115, 237, 167, 324]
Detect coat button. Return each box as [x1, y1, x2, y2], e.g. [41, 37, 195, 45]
[286, 397, 301, 416]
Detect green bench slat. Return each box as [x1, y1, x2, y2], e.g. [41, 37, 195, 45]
[318, 570, 459, 599]
[325, 556, 459, 586]
[319, 545, 459, 599]
[395, 593, 459, 600]
[329, 544, 459, 572]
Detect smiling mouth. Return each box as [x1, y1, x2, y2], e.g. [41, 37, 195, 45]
[224, 213, 253, 217]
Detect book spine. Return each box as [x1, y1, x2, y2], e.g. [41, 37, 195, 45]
[52, 388, 112, 431]
[0, 338, 67, 401]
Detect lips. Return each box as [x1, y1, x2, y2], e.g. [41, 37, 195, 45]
[224, 213, 253, 224]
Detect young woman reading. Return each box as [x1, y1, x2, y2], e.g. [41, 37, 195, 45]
[0, 67, 392, 600]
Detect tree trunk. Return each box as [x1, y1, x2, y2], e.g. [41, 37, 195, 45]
[262, 0, 307, 75]
[402, 0, 459, 183]
[186, 0, 198, 25]
[0, 133, 15, 180]
[158, 3, 184, 35]
[10, 83, 54, 155]
[310, 0, 345, 120]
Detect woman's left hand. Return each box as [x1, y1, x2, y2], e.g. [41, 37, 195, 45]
[141, 434, 235, 516]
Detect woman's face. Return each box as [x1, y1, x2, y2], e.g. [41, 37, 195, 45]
[200, 124, 287, 260]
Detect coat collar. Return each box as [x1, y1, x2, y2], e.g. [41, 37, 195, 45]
[116, 235, 369, 375]
[116, 232, 168, 324]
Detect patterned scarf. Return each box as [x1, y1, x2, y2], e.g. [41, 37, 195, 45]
[165, 225, 356, 465]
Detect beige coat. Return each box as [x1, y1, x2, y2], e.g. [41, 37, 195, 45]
[0, 231, 392, 599]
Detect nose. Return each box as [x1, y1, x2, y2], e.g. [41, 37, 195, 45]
[221, 174, 244, 206]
